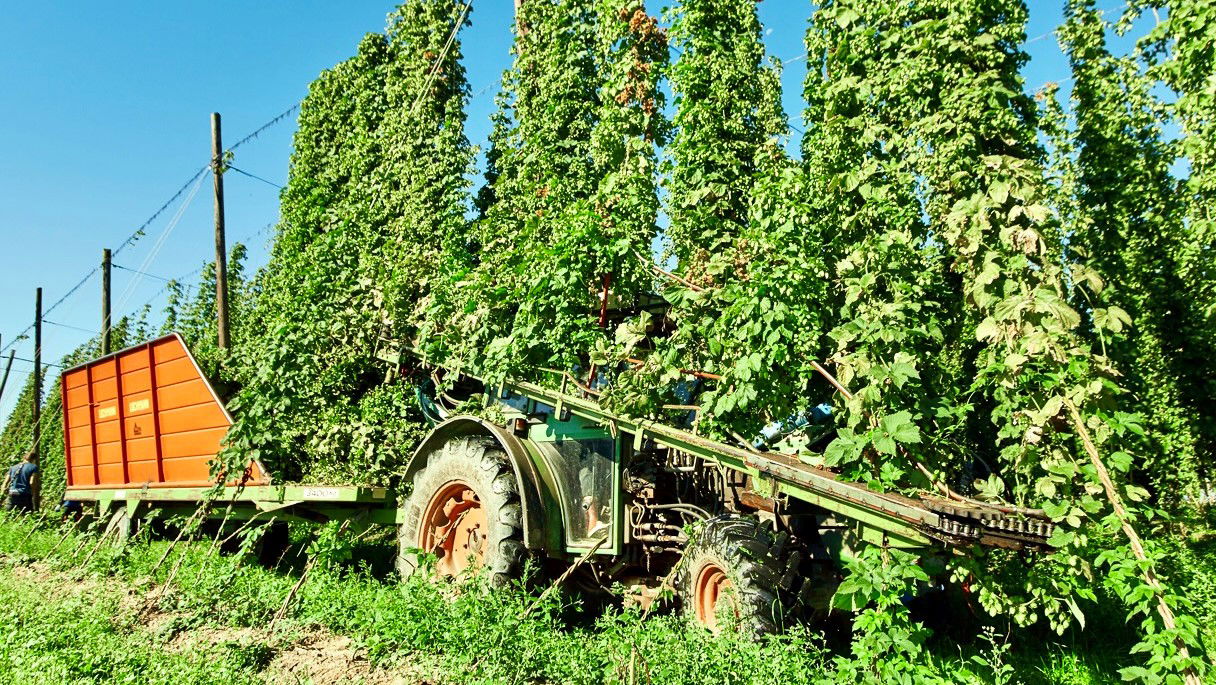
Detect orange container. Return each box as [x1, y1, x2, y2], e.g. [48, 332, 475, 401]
[61, 333, 269, 490]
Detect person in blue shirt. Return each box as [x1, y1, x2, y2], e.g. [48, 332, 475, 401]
[2, 450, 40, 513]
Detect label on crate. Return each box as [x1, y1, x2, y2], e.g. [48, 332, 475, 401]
[128, 399, 150, 413]
[97, 406, 117, 419]
[303, 487, 340, 499]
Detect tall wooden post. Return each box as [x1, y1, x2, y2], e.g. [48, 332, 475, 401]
[0, 333, 13, 404]
[211, 112, 231, 351]
[0, 351, 13, 404]
[101, 248, 112, 355]
[33, 287, 42, 459]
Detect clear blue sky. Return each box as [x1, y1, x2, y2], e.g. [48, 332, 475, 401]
[0, 1, 1127, 424]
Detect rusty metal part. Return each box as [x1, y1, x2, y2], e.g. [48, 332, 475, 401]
[738, 490, 777, 513]
[418, 480, 487, 577]
[623, 357, 724, 381]
[692, 560, 737, 633]
[921, 497, 1055, 550]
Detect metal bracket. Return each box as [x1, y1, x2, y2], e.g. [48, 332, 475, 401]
[254, 500, 303, 513]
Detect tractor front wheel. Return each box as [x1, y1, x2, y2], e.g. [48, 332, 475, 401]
[398, 437, 526, 587]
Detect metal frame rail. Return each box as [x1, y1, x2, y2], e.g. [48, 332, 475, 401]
[390, 348, 1053, 552]
[64, 484, 399, 525]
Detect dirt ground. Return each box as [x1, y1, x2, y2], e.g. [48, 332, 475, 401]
[2, 554, 440, 684]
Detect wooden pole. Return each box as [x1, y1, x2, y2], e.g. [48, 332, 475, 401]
[0, 351, 14, 404]
[211, 112, 230, 351]
[101, 248, 112, 355]
[32, 287, 42, 459]
[1062, 397, 1201, 685]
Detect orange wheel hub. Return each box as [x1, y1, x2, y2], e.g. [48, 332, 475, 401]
[692, 561, 738, 632]
[418, 480, 488, 578]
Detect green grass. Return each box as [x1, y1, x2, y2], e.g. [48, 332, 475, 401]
[0, 558, 267, 684]
[0, 512, 1207, 684]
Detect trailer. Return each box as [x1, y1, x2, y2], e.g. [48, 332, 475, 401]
[60, 334, 395, 542]
[59, 334, 1054, 633]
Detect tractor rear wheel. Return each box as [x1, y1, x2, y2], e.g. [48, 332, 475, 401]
[398, 437, 526, 587]
[677, 515, 802, 635]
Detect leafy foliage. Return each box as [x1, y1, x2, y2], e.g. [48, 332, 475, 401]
[802, 2, 962, 490]
[3, 1, 1213, 680]
[603, 0, 795, 437]
[801, 1, 1206, 680]
[431, 0, 669, 388]
[0, 515, 1107, 685]
[1132, 0, 1216, 490]
[219, 1, 473, 483]
[1059, 0, 1201, 506]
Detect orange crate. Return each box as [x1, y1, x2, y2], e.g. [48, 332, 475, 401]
[61, 333, 269, 490]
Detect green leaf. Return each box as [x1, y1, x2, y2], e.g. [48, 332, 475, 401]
[976, 317, 1000, 341]
[1108, 451, 1133, 473]
[880, 411, 921, 445]
[1042, 500, 1068, 520]
[835, 8, 860, 28]
[989, 180, 1009, 204]
[1047, 528, 1076, 548]
[873, 434, 897, 456]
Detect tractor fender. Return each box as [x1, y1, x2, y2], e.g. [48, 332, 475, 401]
[403, 415, 553, 552]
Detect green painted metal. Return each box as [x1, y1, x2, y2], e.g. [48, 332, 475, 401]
[516, 412, 622, 556]
[67, 483, 397, 528]
[527, 417, 613, 443]
[497, 376, 938, 547]
[386, 342, 948, 549]
[518, 437, 575, 552]
[469, 374, 938, 551]
[65, 484, 391, 505]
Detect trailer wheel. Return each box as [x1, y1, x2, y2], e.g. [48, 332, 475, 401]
[104, 505, 134, 546]
[398, 436, 526, 587]
[677, 515, 802, 635]
[255, 521, 292, 567]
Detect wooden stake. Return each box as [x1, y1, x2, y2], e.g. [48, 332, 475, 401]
[211, 112, 231, 351]
[151, 504, 209, 573]
[201, 504, 236, 561]
[1062, 397, 1201, 685]
[79, 522, 117, 568]
[18, 511, 48, 548]
[523, 535, 606, 618]
[216, 513, 270, 551]
[32, 287, 41, 459]
[101, 248, 112, 355]
[271, 519, 353, 626]
[44, 524, 76, 559]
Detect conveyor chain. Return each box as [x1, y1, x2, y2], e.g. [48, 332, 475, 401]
[923, 497, 1055, 551]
